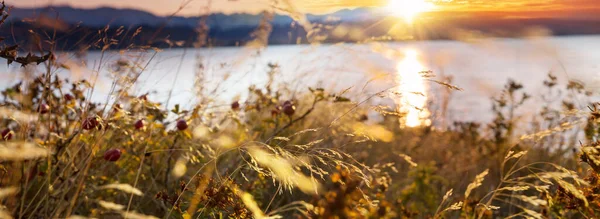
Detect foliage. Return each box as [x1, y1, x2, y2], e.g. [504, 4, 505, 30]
[0, 2, 599, 219]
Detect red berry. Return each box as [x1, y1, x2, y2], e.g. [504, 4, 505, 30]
[82, 117, 100, 130]
[64, 94, 74, 101]
[283, 104, 295, 116]
[103, 149, 122, 162]
[176, 120, 188, 131]
[231, 101, 240, 110]
[134, 119, 145, 130]
[1, 128, 13, 141]
[38, 103, 50, 114]
[271, 108, 280, 117]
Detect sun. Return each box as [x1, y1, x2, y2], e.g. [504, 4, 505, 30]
[386, 0, 434, 22]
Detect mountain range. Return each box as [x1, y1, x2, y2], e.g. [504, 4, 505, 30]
[3, 6, 600, 50]
[8, 6, 388, 30]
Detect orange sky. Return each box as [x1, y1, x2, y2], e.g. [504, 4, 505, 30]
[6, 0, 600, 18]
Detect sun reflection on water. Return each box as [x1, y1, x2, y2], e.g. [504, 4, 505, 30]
[396, 49, 431, 127]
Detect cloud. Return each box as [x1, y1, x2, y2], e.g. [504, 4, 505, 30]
[6, 0, 600, 18]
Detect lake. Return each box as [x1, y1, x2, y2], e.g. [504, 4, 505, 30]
[1, 36, 599, 126]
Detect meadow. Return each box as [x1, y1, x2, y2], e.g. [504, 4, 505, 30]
[1, 2, 600, 219]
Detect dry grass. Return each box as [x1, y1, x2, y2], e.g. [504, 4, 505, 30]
[0, 1, 599, 219]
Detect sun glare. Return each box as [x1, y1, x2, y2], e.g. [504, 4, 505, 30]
[386, 0, 434, 22]
[396, 49, 431, 128]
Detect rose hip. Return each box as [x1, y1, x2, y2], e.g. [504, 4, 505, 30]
[135, 119, 145, 130]
[283, 104, 295, 116]
[231, 101, 240, 111]
[38, 103, 50, 114]
[1, 128, 13, 140]
[176, 120, 188, 131]
[103, 149, 122, 162]
[82, 117, 100, 130]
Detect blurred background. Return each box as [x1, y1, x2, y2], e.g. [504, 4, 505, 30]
[1, 0, 599, 126]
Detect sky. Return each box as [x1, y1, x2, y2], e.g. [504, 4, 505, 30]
[6, 0, 600, 18]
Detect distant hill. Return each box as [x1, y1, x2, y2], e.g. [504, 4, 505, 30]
[8, 6, 356, 29]
[3, 6, 600, 50]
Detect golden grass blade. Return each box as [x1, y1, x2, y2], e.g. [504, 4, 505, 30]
[120, 211, 160, 219]
[523, 209, 543, 219]
[519, 120, 584, 141]
[517, 195, 547, 207]
[351, 123, 394, 142]
[0, 209, 13, 219]
[465, 169, 488, 198]
[442, 201, 463, 212]
[479, 204, 500, 211]
[505, 151, 528, 161]
[0, 142, 50, 161]
[399, 154, 417, 167]
[192, 125, 209, 139]
[0, 107, 39, 123]
[248, 148, 322, 195]
[442, 189, 453, 201]
[99, 183, 143, 196]
[97, 200, 125, 211]
[555, 179, 588, 207]
[0, 187, 17, 199]
[171, 158, 188, 179]
[66, 216, 98, 219]
[239, 191, 266, 219]
[499, 186, 529, 192]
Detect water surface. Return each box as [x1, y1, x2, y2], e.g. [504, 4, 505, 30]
[1, 36, 599, 125]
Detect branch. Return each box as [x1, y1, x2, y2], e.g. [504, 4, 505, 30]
[0, 2, 54, 67]
[0, 46, 53, 67]
[267, 96, 319, 143]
